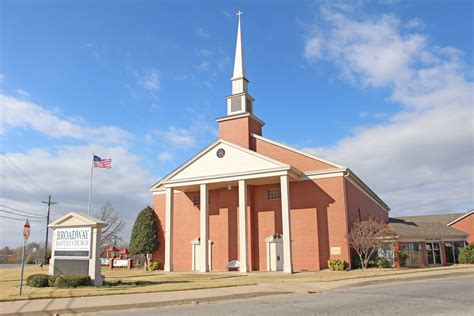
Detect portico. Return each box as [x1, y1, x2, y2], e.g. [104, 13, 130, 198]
[157, 140, 301, 273]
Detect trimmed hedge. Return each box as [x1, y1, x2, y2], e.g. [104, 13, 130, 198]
[328, 259, 345, 271]
[48, 275, 58, 287]
[54, 275, 91, 288]
[26, 274, 91, 288]
[26, 274, 49, 288]
[459, 244, 474, 264]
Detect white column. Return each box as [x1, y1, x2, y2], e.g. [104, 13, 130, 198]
[200, 183, 209, 272]
[280, 175, 293, 273]
[238, 180, 248, 272]
[164, 187, 174, 272]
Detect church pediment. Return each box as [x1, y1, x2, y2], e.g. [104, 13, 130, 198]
[151, 139, 291, 188]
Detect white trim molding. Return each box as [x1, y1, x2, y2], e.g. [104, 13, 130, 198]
[344, 169, 390, 213]
[447, 210, 474, 226]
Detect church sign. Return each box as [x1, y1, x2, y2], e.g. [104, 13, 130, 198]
[49, 212, 108, 286]
[54, 227, 91, 257]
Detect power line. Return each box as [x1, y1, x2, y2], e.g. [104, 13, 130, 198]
[0, 209, 47, 219]
[0, 204, 46, 217]
[0, 153, 47, 197]
[1, 162, 43, 197]
[0, 214, 46, 222]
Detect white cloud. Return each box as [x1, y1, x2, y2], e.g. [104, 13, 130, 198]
[164, 126, 197, 148]
[139, 68, 160, 91]
[157, 151, 173, 162]
[0, 94, 132, 144]
[195, 27, 210, 39]
[0, 144, 154, 247]
[146, 118, 215, 150]
[15, 89, 30, 97]
[303, 4, 473, 215]
[304, 37, 323, 60]
[197, 48, 214, 57]
[194, 60, 210, 72]
[0, 73, 6, 83]
[406, 18, 424, 29]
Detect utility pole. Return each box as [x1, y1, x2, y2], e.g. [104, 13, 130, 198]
[42, 195, 56, 264]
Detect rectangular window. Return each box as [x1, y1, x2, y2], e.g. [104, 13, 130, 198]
[193, 196, 200, 206]
[267, 189, 281, 200]
[193, 195, 211, 206]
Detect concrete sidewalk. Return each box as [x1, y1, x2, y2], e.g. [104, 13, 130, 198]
[2, 267, 473, 316]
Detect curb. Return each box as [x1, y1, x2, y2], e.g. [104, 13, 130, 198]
[334, 270, 474, 290]
[2, 291, 291, 316]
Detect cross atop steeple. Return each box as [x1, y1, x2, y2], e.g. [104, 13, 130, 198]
[232, 10, 246, 80]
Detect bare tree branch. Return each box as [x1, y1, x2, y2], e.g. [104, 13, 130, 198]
[94, 201, 125, 253]
[348, 218, 395, 269]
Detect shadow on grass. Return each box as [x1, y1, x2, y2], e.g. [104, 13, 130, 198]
[105, 273, 163, 280]
[210, 275, 247, 280]
[103, 280, 191, 288]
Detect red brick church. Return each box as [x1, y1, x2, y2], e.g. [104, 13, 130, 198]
[150, 14, 389, 272]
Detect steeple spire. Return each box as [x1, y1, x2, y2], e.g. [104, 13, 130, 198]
[226, 10, 254, 116]
[217, 11, 264, 149]
[232, 11, 246, 80]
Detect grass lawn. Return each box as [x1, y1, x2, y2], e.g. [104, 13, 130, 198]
[1, 264, 472, 302]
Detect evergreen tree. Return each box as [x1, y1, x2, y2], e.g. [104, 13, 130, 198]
[129, 206, 159, 256]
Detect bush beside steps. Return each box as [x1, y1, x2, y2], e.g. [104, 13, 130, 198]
[328, 259, 346, 271]
[26, 274, 91, 288]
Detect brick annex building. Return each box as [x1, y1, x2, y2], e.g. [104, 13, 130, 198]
[150, 15, 391, 273]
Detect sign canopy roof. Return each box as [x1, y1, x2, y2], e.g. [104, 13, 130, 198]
[49, 211, 108, 228]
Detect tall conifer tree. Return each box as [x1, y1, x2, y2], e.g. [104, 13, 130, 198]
[129, 206, 159, 256]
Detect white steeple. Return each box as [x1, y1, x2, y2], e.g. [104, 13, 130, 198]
[226, 11, 254, 116]
[232, 11, 246, 80]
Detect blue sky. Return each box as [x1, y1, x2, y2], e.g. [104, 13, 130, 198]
[1, 0, 473, 247]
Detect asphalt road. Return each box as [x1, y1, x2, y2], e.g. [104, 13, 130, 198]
[96, 276, 474, 316]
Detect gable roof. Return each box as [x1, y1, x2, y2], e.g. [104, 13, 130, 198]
[389, 217, 467, 239]
[447, 210, 474, 226]
[251, 133, 345, 169]
[49, 212, 108, 228]
[150, 139, 294, 190]
[398, 213, 466, 226]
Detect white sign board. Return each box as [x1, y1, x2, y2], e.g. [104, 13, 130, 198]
[113, 259, 129, 267]
[55, 227, 91, 251]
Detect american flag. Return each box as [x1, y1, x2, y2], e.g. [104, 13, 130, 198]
[93, 155, 112, 169]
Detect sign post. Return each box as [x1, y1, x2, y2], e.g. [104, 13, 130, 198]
[20, 219, 30, 295]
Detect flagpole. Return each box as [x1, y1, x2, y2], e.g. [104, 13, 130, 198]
[87, 152, 95, 215]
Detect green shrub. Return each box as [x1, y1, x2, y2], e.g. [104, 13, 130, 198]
[26, 274, 49, 287]
[328, 259, 345, 271]
[148, 261, 160, 271]
[54, 275, 91, 288]
[458, 244, 474, 264]
[375, 258, 389, 268]
[48, 275, 58, 287]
